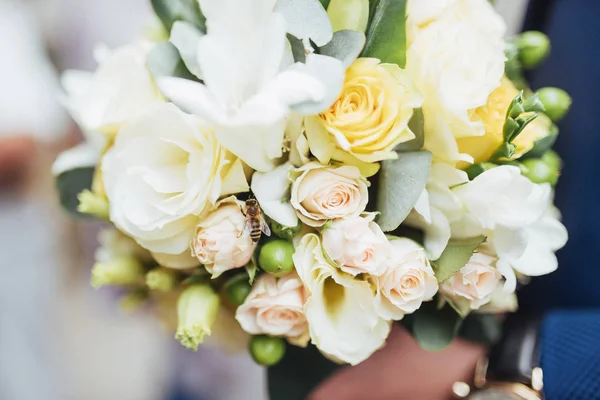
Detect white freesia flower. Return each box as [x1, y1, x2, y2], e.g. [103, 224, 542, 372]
[322, 215, 390, 276]
[375, 238, 438, 320]
[293, 234, 391, 365]
[236, 273, 309, 346]
[406, 0, 506, 163]
[251, 162, 298, 227]
[62, 42, 162, 135]
[158, 0, 345, 172]
[102, 103, 248, 259]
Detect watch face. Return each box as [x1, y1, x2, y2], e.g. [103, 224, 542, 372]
[468, 389, 522, 400]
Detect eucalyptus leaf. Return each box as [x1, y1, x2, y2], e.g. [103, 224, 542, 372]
[56, 167, 95, 216]
[460, 314, 503, 345]
[276, 0, 333, 47]
[151, 0, 206, 32]
[287, 34, 307, 63]
[376, 151, 432, 232]
[170, 21, 204, 79]
[433, 237, 486, 283]
[319, 0, 331, 9]
[362, 0, 407, 68]
[412, 302, 463, 351]
[268, 343, 341, 400]
[395, 108, 424, 152]
[147, 42, 197, 81]
[319, 30, 366, 68]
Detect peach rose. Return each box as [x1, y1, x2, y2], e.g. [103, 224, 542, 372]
[322, 214, 391, 276]
[191, 198, 254, 278]
[291, 163, 369, 227]
[375, 238, 438, 320]
[235, 273, 309, 346]
[441, 252, 501, 310]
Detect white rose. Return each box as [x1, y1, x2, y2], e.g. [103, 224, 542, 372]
[375, 238, 438, 320]
[406, 0, 506, 163]
[192, 197, 255, 278]
[62, 42, 162, 134]
[291, 163, 369, 227]
[236, 273, 309, 346]
[103, 103, 248, 259]
[322, 214, 391, 276]
[293, 234, 391, 365]
[441, 252, 501, 310]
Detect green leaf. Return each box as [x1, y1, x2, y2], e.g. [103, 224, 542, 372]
[433, 237, 486, 283]
[275, 0, 333, 47]
[318, 30, 366, 68]
[287, 34, 307, 63]
[395, 108, 424, 152]
[170, 21, 204, 79]
[412, 302, 463, 351]
[147, 42, 197, 81]
[319, 0, 331, 9]
[376, 151, 432, 232]
[522, 132, 559, 159]
[268, 343, 342, 400]
[362, 0, 407, 68]
[459, 314, 503, 346]
[246, 263, 258, 285]
[151, 0, 206, 32]
[56, 167, 95, 216]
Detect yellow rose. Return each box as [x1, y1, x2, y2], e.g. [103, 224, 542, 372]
[458, 78, 552, 165]
[305, 58, 423, 168]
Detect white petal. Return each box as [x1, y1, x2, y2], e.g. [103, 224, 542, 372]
[152, 251, 199, 270]
[52, 143, 102, 176]
[170, 21, 205, 79]
[252, 163, 298, 227]
[275, 0, 334, 47]
[157, 77, 226, 123]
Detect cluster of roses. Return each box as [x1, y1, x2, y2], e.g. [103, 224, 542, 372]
[54, 0, 570, 366]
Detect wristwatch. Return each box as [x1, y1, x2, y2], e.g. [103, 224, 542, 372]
[453, 315, 544, 400]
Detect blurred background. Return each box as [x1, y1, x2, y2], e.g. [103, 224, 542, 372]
[0, 1, 528, 399]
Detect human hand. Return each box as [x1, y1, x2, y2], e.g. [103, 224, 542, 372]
[0, 136, 35, 186]
[310, 325, 485, 400]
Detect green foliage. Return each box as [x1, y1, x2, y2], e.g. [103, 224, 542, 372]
[151, 0, 206, 32]
[395, 108, 424, 152]
[287, 34, 307, 63]
[460, 314, 503, 345]
[319, 0, 332, 9]
[433, 237, 486, 283]
[465, 162, 497, 181]
[268, 343, 341, 400]
[318, 30, 366, 68]
[376, 151, 432, 232]
[412, 302, 463, 351]
[362, 0, 407, 68]
[55, 167, 95, 217]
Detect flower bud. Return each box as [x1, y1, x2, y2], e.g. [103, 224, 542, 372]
[270, 220, 302, 241]
[146, 268, 178, 292]
[225, 275, 252, 307]
[176, 284, 220, 351]
[77, 190, 110, 220]
[522, 158, 559, 186]
[518, 31, 551, 70]
[258, 240, 295, 277]
[249, 335, 286, 366]
[537, 87, 572, 122]
[91, 256, 143, 288]
[542, 150, 563, 171]
[120, 289, 149, 313]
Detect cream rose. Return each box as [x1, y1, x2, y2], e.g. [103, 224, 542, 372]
[406, 0, 507, 163]
[441, 252, 502, 310]
[102, 103, 249, 259]
[375, 238, 438, 320]
[290, 163, 369, 227]
[191, 197, 255, 278]
[235, 273, 309, 346]
[322, 214, 391, 276]
[293, 234, 391, 365]
[62, 42, 163, 135]
[304, 58, 423, 164]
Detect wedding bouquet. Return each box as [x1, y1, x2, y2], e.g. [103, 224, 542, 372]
[53, 0, 571, 397]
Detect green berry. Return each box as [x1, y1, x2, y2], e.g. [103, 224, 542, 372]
[518, 31, 551, 70]
[225, 277, 252, 307]
[537, 87, 572, 122]
[270, 220, 302, 241]
[250, 335, 286, 366]
[258, 240, 295, 277]
[542, 150, 563, 171]
[522, 158, 559, 186]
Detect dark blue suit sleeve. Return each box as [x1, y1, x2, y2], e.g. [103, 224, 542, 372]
[541, 311, 600, 400]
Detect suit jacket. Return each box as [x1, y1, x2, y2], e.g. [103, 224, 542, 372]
[522, 0, 600, 398]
